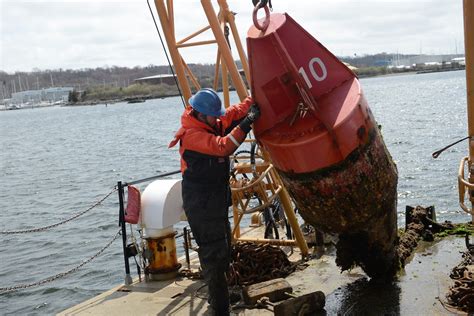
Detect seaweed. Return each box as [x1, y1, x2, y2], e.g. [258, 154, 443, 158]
[436, 223, 474, 238]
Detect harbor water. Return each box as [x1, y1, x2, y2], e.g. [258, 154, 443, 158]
[0, 70, 471, 315]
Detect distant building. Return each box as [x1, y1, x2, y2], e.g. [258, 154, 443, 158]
[10, 87, 74, 104]
[395, 55, 464, 68]
[134, 74, 176, 85]
[11, 90, 41, 104]
[42, 87, 74, 103]
[452, 57, 466, 66]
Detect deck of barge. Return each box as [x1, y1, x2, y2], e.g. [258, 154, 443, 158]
[58, 234, 467, 315]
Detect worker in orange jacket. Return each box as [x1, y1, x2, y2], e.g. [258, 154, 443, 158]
[169, 88, 260, 315]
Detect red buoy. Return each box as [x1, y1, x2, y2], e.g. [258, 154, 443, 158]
[247, 13, 399, 278]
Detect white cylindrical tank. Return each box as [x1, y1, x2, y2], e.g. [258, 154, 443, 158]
[140, 179, 184, 238]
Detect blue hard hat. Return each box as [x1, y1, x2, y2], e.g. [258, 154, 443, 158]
[188, 88, 225, 117]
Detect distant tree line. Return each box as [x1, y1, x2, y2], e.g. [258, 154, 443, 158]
[0, 63, 225, 99]
[70, 83, 181, 104]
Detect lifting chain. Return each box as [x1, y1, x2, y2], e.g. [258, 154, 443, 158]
[228, 241, 297, 286]
[0, 188, 117, 235]
[446, 247, 474, 313]
[252, 0, 272, 32]
[0, 228, 121, 294]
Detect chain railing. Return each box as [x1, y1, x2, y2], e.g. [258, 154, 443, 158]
[0, 228, 121, 294]
[0, 171, 181, 293]
[0, 188, 117, 235]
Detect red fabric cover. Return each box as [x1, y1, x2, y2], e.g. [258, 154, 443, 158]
[125, 185, 141, 224]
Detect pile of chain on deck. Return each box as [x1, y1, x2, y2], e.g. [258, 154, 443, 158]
[446, 236, 474, 313]
[228, 241, 296, 286]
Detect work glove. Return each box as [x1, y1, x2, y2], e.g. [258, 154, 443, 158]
[247, 103, 261, 123]
[239, 103, 261, 133]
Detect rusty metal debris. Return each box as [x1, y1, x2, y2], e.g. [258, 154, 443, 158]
[253, 291, 325, 316]
[446, 243, 474, 313]
[178, 268, 202, 280]
[228, 242, 297, 286]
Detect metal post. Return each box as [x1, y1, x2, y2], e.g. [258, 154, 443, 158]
[221, 46, 230, 108]
[201, 0, 248, 101]
[276, 185, 309, 257]
[220, 0, 251, 84]
[154, 0, 192, 103]
[464, 0, 474, 221]
[183, 227, 191, 269]
[118, 181, 132, 285]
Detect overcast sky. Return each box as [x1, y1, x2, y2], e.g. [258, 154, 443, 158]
[0, 0, 465, 73]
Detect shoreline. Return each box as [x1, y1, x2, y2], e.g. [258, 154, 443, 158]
[1, 68, 465, 110]
[65, 92, 183, 107]
[69, 68, 467, 106]
[358, 67, 465, 79]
